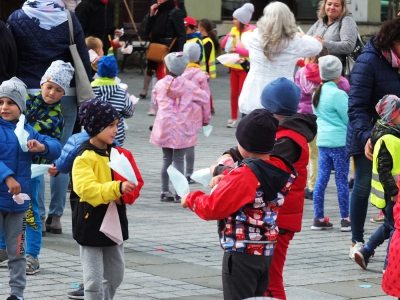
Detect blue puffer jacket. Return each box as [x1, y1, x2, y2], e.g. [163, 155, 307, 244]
[55, 131, 89, 174]
[346, 37, 400, 159]
[6, 9, 91, 89]
[0, 118, 62, 213]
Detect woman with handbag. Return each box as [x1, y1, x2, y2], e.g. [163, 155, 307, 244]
[306, 0, 358, 75]
[6, 0, 91, 238]
[139, 0, 186, 104]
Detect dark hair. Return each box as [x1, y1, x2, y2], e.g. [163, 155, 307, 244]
[315, 46, 329, 61]
[373, 17, 400, 50]
[312, 82, 327, 108]
[199, 19, 221, 54]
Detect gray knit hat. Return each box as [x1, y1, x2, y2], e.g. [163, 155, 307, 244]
[183, 42, 201, 63]
[233, 3, 254, 24]
[40, 60, 75, 93]
[318, 55, 342, 81]
[164, 52, 189, 76]
[0, 77, 27, 112]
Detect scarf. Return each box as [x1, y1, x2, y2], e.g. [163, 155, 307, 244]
[382, 48, 400, 69]
[22, 0, 67, 30]
[187, 62, 200, 68]
[151, 0, 176, 36]
[299, 64, 320, 95]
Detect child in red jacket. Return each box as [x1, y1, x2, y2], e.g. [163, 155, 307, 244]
[181, 109, 297, 300]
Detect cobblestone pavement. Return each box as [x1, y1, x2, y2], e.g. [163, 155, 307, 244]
[0, 64, 395, 299]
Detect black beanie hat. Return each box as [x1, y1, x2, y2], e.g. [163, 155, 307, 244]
[78, 98, 119, 137]
[235, 109, 279, 154]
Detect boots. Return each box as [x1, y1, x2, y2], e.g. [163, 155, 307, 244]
[45, 215, 62, 234]
[40, 216, 46, 236]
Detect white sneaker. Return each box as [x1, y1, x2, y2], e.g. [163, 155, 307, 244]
[227, 119, 238, 128]
[349, 242, 364, 261]
[147, 105, 157, 116]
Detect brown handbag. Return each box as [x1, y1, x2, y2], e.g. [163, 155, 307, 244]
[146, 37, 177, 63]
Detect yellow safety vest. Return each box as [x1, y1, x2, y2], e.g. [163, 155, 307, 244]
[187, 37, 207, 72]
[202, 37, 216, 79]
[223, 26, 252, 70]
[371, 132, 400, 209]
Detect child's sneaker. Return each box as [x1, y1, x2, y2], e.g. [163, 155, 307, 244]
[305, 188, 313, 200]
[370, 210, 384, 223]
[6, 296, 20, 300]
[383, 258, 388, 274]
[354, 245, 374, 269]
[26, 254, 40, 275]
[186, 176, 195, 184]
[174, 194, 181, 203]
[340, 218, 351, 232]
[160, 191, 175, 202]
[67, 283, 84, 299]
[311, 217, 333, 230]
[226, 119, 238, 128]
[0, 249, 8, 267]
[349, 241, 364, 261]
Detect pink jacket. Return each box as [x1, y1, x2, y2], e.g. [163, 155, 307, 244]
[150, 75, 211, 149]
[182, 67, 211, 130]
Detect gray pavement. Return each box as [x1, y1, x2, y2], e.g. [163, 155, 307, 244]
[0, 63, 396, 299]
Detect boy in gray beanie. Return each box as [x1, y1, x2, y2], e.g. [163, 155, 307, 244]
[0, 77, 62, 300]
[21, 60, 74, 275]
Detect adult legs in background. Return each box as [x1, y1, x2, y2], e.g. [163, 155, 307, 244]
[307, 134, 318, 196]
[265, 231, 295, 300]
[140, 66, 153, 98]
[45, 96, 77, 234]
[350, 154, 373, 243]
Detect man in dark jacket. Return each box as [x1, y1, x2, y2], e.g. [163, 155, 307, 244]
[75, 0, 122, 54]
[0, 19, 17, 83]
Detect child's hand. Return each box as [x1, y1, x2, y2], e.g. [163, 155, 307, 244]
[228, 47, 236, 53]
[48, 164, 59, 177]
[391, 194, 398, 202]
[27, 140, 46, 153]
[115, 198, 123, 205]
[5, 176, 21, 195]
[121, 181, 136, 194]
[181, 194, 188, 208]
[210, 175, 224, 188]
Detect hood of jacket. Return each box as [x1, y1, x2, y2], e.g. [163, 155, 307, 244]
[371, 120, 400, 146]
[164, 75, 186, 99]
[78, 139, 115, 157]
[279, 113, 317, 143]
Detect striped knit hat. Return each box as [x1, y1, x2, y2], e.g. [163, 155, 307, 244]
[376, 95, 400, 124]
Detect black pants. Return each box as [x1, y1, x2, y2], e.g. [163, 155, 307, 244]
[222, 251, 273, 300]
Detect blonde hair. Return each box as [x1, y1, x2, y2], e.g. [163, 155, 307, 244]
[317, 0, 350, 20]
[257, 2, 297, 61]
[85, 36, 103, 51]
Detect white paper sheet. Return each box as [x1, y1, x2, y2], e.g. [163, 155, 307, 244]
[190, 168, 212, 187]
[202, 125, 213, 137]
[14, 114, 29, 152]
[216, 53, 240, 65]
[31, 164, 52, 178]
[107, 148, 138, 184]
[13, 193, 31, 204]
[167, 165, 190, 197]
[100, 201, 123, 245]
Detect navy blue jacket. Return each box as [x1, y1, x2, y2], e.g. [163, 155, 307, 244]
[346, 37, 400, 158]
[0, 118, 62, 213]
[6, 9, 91, 89]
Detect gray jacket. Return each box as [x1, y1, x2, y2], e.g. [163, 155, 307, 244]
[307, 15, 358, 60]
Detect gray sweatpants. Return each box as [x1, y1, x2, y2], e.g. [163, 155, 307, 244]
[161, 147, 186, 193]
[80, 244, 124, 300]
[0, 210, 26, 298]
[185, 146, 195, 177]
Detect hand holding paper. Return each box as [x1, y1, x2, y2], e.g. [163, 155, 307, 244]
[167, 165, 190, 197]
[107, 148, 138, 184]
[100, 201, 123, 245]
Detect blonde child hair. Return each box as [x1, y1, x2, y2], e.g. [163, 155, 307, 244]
[85, 36, 103, 54]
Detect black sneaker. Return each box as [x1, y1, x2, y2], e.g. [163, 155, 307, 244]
[67, 283, 84, 299]
[7, 296, 20, 300]
[160, 191, 174, 202]
[305, 188, 313, 200]
[174, 194, 181, 203]
[354, 246, 374, 269]
[311, 217, 333, 230]
[340, 219, 351, 232]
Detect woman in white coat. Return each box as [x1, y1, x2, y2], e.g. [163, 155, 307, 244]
[238, 2, 322, 115]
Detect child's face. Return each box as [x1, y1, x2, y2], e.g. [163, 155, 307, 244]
[233, 17, 241, 29]
[186, 26, 197, 34]
[0, 97, 21, 121]
[95, 47, 104, 57]
[41, 82, 64, 104]
[392, 113, 400, 125]
[96, 119, 119, 145]
[238, 144, 250, 159]
[305, 57, 317, 65]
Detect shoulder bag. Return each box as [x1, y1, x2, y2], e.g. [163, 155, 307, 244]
[344, 33, 364, 79]
[146, 37, 177, 63]
[66, 10, 95, 106]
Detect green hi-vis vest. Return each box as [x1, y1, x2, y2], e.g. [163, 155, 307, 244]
[187, 37, 207, 72]
[202, 37, 216, 79]
[371, 133, 400, 209]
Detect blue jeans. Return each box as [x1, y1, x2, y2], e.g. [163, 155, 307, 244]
[26, 176, 42, 258]
[367, 194, 395, 255]
[350, 154, 372, 244]
[39, 96, 77, 217]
